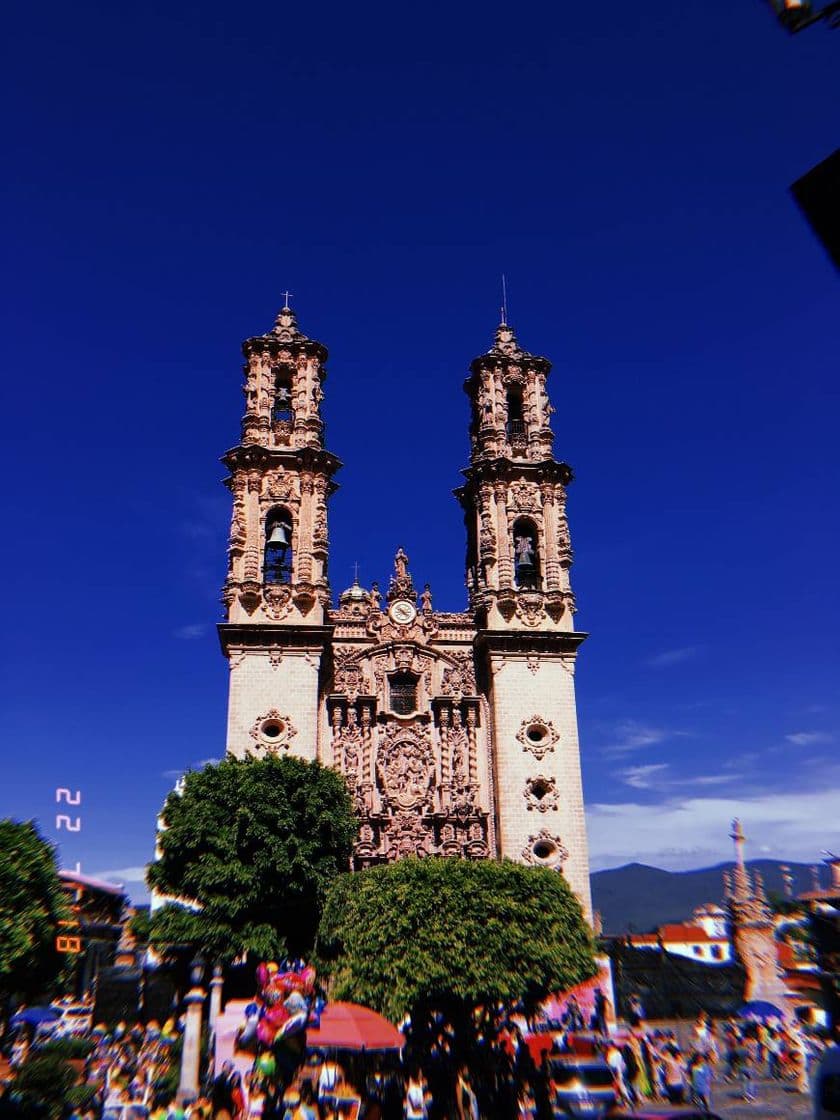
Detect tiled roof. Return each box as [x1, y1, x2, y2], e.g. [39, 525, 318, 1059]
[59, 869, 126, 897]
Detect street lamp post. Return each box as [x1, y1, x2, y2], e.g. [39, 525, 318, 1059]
[177, 954, 206, 1104]
[766, 0, 840, 32]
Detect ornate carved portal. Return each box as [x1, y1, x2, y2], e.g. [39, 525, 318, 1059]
[328, 642, 490, 868]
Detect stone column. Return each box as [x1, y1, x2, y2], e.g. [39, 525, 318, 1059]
[177, 986, 205, 1103]
[298, 474, 314, 581]
[541, 484, 560, 590]
[494, 483, 513, 586]
[208, 964, 224, 1039]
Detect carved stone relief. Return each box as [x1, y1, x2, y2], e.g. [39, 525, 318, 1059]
[248, 709, 297, 753]
[384, 811, 432, 860]
[516, 715, 560, 760]
[512, 482, 540, 513]
[332, 650, 370, 701]
[521, 829, 568, 869]
[515, 593, 545, 628]
[263, 584, 293, 620]
[440, 652, 477, 699]
[524, 775, 559, 813]
[376, 723, 435, 813]
[265, 471, 296, 501]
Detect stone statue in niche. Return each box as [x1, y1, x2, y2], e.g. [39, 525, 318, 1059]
[342, 708, 363, 784]
[229, 513, 245, 547]
[450, 709, 470, 789]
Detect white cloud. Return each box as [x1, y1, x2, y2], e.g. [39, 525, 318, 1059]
[173, 624, 208, 640]
[786, 731, 833, 746]
[587, 786, 840, 872]
[619, 763, 670, 789]
[680, 774, 740, 787]
[600, 720, 671, 757]
[646, 646, 700, 669]
[91, 866, 148, 884]
[161, 758, 221, 780]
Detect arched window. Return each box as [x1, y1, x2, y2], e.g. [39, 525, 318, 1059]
[272, 365, 294, 424]
[389, 672, 418, 715]
[264, 508, 293, 584]
[506, 386, 526, 447]
[512, 517, 540, 589]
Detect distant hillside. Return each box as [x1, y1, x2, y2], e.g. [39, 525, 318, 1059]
[591, 860, 817, 934]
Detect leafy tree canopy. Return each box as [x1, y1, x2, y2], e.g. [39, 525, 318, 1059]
[12, 1054, 77, 1120]
[147, 755, 358, 961]
[0, 819, 70, 1002]
[316, 857, 596, 1022]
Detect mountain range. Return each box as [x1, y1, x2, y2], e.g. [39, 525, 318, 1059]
[590, 859, 819, 934]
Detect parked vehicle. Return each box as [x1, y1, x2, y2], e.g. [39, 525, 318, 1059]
[38, 1002, 93, 1038]
[547, 1056, 617, 1117]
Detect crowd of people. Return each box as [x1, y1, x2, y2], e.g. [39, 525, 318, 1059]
[594, 1005, 825, 1112]
[0, 995, 831, 1119]
[1, 1016, 184, 1117]
[210, 998, 546, 1120]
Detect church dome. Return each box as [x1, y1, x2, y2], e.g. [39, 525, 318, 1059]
[338, 577, 369, 608]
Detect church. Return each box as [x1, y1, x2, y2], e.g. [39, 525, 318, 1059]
[219, 302, 593, 920]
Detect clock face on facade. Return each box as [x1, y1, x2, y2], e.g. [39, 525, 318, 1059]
[388, 599, 417, 625]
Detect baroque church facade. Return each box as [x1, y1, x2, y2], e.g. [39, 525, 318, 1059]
[219, 303, 593, 920]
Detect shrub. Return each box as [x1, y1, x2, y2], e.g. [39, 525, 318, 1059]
[13, 1055, 76, 1120]
[35, 1036, 95, 1060]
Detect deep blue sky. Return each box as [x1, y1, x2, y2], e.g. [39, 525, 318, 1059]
[2, 1, 838, 900]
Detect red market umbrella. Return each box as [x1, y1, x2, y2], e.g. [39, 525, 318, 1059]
[306, 1002, 404, 1051]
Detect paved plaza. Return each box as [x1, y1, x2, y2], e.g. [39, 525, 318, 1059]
[708, 1074, 812, 1119]
[660, 1020, 818, 1120]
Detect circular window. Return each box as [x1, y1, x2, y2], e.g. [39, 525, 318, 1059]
[532, 839, 557, 862]
[526, 722, 549, 745]
[260, 719, 285, 740]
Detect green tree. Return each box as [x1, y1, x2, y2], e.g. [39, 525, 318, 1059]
[128, 906, 153, 944]
[10, 1054, 76, 1120]
[147, 755, 358, 961]
[316, 857, 596, 1022]
[0, 819, 70, 1004]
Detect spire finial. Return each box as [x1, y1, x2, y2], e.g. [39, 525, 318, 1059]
[729, 818, 750, 901]
[500, 274, 508, 326]
[282, 289, 293, 310]
[353, 561, 360, 585]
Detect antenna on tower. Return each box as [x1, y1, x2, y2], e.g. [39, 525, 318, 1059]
[500, 274, 508, 325]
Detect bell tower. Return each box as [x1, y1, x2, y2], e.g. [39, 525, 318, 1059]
[219, 301, 341, 761]
[457, 318, 593, 918]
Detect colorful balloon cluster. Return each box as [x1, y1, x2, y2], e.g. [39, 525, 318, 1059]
[237, 959, 324, 1059]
